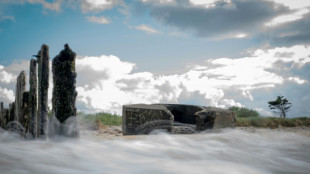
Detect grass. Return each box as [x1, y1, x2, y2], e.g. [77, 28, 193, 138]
[229, 106, 259, 118]
[236, 117, 310, 128]
[77, 111, 310, 129]
[78, 112, 122, 127]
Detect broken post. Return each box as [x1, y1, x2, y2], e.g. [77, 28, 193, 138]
[15, 71, 26, 123]
[9, 102, 15, 124]
[29, 59, 37, 138]
[0, 102, 3, 128]
[21, 91, 30, 132]
[0, 102, 9, 129]
[37, 44, 49, 138]
[52, 44, 78, 137]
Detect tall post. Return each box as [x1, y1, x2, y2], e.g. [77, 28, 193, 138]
[29, 59, 37, 138]
[9, 102, 15, 124]
[0, 102, 3, 128]
[21, 91, 30, 132]
[37, 44, 49, 138]
[15, 71, 26, 123]
[52, 44, 78, 137]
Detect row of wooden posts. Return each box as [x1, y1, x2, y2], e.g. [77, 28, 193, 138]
[0, 44, 78, 138]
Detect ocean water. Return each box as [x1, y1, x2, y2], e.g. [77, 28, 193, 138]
[0, 128, 309, 174]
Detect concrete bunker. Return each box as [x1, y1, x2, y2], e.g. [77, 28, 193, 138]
[122, 104, 236, 135]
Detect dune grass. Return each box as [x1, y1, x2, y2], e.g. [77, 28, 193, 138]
[77, 111, 310, 129]
[236, 117, 310, 128]
[78, 112, 122, 126]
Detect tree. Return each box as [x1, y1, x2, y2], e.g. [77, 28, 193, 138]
[268, 96, 292, 118]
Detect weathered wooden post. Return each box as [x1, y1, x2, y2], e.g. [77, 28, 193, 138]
[21, 91, 30, 132]
[37, 44, 49, 138]
[9, 102, 15, 124]
[15, 71, 26, 123]
[0, 103, 9, 129]
[3, 109, 9, 128]
[52, 44, 78, 137]
[0, 102, 3, 128]
[29, 59, 37, 138]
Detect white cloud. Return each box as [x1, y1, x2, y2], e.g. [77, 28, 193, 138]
[288, 77, 306, 84]
[75, 45, 310, 116]
[234, 33, 247, 38]
[80, 0, 122, 13]
[27, 0, 63, 12]
[134, 24, 159, 34]
[189, 0, 232, 8]
[0, 68, 15, 84]
[1, 45, 309, 117]
[0, 87, 14, 104]
[0, 16, 15, 22]
[141, 0, 175, 4]
[270, 0, 310, 9]
[86, 15, 110, 24]
[265, 8, 309, 27]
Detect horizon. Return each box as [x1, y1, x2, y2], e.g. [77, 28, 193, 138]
[0, 0, 310, 117]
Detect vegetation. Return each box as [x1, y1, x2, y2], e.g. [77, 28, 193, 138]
[229, 106, 309, 128]
[236, 117, 310, 128]
[76, 107, 309, 129]
[268, 96, 292, 118]
[229, 106, 259, 118]
[78, 112, 122, 127]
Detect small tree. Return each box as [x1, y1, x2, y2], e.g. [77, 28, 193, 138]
[268, 96, 292, 118]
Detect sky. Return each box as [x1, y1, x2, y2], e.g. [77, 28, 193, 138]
[0, 0, 310, 117]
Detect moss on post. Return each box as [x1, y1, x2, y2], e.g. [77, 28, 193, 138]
[15, 71, 26, 123]
[0, 102, 3, 129]
[21, 91, 30, 132]
[37, 44, 49, 138]
[52, 44, 78, 137]
[9, 102, 15, 124]
[29, 59, 37, 138]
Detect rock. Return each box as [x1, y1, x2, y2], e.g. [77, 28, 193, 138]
[162, 104, 204, 124]
[122, 104, 236, 135]
[122, 104, 174, 135]
[195, 107, 236, 131]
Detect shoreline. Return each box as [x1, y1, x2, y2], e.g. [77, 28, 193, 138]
[92, 125, 310, 138]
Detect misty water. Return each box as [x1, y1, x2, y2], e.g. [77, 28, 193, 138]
[0, 128, 309, 174]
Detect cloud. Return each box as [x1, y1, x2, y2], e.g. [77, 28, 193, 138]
[270, 0, 310, 9]
[135, 0, 290, 39]
[27, 0, 63, 11]
[86, 15, 111, 24]
[0, 16, 15, 22]
[1, 45, 309, 117]
[0, 87, 15, 105]
[0, 60, 29, 107]
[0, 65, 15, 84]
[134, 0, 310, 46]
[0, 0, 63, 12]
[74, 44, 310, 117]
[79, 0, 123, 13]
[267, 11, 310, 46]
[134, 24, 160, 34]
[265, 8, 309, 27]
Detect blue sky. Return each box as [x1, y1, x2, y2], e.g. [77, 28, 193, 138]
[0, 0, 310, 117]
[0, 0, 259, 73]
